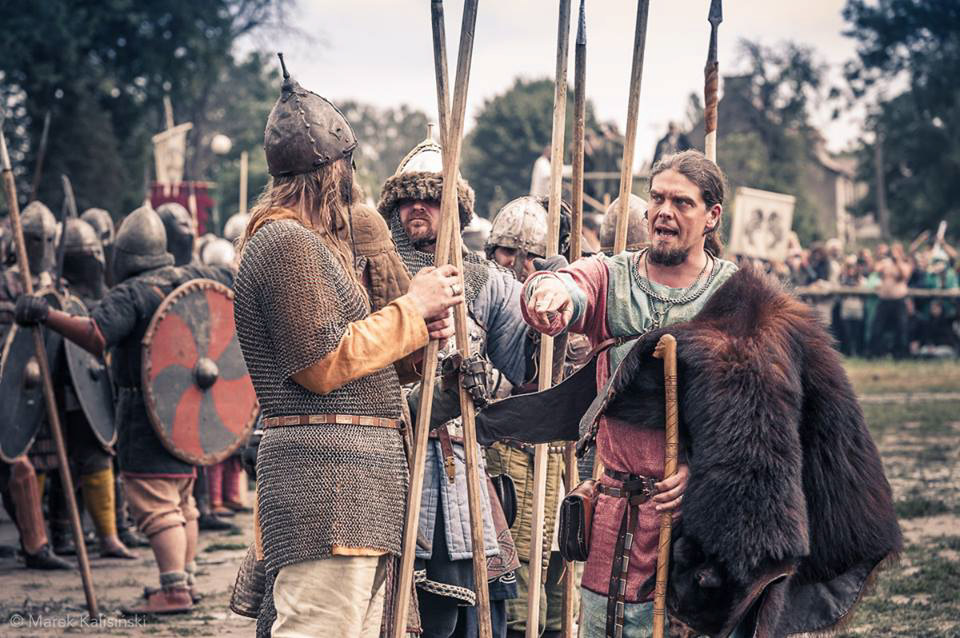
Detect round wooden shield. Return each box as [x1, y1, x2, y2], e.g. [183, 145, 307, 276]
[141, 279, 257, 465]
[63, 295, 117, 448]
[0, 288, 63, 462]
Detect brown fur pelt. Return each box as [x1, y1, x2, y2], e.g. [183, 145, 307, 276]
[600, 266, 902, 636]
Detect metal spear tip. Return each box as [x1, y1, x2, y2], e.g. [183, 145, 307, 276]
[576, 0, 586, 45]
[277, 52, 289, 79]
[708, 0, 722, 24]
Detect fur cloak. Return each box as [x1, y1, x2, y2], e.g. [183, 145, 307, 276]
[476, 266, 902, 637]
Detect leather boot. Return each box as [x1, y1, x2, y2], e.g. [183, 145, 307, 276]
[124, 586, 193, 615]
[119, 526, 150, 548]
[198, 513, 240, 533]
[24, 544, 74, 570]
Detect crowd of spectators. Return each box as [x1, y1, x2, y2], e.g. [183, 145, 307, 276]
[737, 236, 960, 359]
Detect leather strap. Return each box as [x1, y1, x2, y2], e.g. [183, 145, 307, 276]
[436, 427, 457, 483]
[598, 469, 657, 638]
[261, 414, 402, 430]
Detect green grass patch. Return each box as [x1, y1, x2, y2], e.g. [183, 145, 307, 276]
[844, 358, 960, 394]
[861, 400, 960, 438]
[896, 494, 950, 519]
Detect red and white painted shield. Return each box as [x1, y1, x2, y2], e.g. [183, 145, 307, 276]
[141, 279, 258, 465]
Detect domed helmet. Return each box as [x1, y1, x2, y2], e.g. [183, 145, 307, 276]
[155, 202, 196, 266]
[264, 53, 357, 177]
[600, 193, 649, 255]
[62, 218, 107, 298]
[112, 206, 175, 283]
[223, 212, 250, 245]
[200, 237, 236, 267]
[486, 196, 549, 260]
[21, 200, 58, 275]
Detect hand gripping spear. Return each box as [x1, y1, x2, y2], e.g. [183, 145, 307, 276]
[1, 117, 100, 616]
[526, 2, 571, 636]
[561, 2, 587, 636]
[652, 335, 680, 638]
[392, 2, 486, 637]
[704, 0, 722, 163]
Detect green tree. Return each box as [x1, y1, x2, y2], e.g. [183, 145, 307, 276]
[462, 78, 598, 218]
[843, 0, 960, 239]
[0, 0, 289, 222]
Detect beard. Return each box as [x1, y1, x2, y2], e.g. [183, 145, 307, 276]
[649, 243, 690, 267]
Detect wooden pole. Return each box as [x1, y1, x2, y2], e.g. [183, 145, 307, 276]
[651, 334, 679, 638]
[612, 0, 651, 255]
[239, 150, 249, 215]
[392, 2, 484, 636]
[562, 2, 586, 636]
[0, 118, 99, 618]
[527, 2, 570, 637]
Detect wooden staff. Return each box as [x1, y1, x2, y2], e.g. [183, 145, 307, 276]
[527, 2, 571, 637]
[561, 2, 586, 636]
[652, 334, 679, 638]
[392, 2, 484, 636]
[0, 117, 99, 617]
[612, 0, 651, 255]
[704, 0, 723, 163]
[239, 150, 249, 215]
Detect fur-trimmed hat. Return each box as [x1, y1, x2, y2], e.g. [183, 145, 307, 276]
[377, 130, 475, 228]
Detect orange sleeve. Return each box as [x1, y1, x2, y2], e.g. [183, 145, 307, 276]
[292, 294, 428, 395]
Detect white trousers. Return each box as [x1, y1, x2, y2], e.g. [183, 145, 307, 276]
[272, 555, 388, 638]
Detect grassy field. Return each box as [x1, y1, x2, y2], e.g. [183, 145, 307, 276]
[837, 359, 960, 637]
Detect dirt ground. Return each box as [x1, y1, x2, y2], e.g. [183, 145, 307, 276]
[1, 358, 957, 637]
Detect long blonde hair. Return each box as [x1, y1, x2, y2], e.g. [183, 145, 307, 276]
[240, 157, 361, 280]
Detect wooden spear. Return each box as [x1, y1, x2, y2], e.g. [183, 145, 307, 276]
[612, 0, 651, 255]
[527, 2, 571, 637]
[392, 2, 485, 636]
[561, 2, 586, 636]
[0, 116, 99, 617]
[704, 0, 723, 163]
[651, 334, 679, 638]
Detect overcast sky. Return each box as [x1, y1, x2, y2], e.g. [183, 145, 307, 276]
[276, 0, 863, 168]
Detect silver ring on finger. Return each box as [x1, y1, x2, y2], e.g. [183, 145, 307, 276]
[451, 283, 461, 296]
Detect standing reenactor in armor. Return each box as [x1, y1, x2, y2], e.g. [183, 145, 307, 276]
[15, 204, 234, 613]
[483, 196, 572, 638]
[80, 208, 116, 285]
[232, 58, 461, 637]
[55, 218, 135, 559]
[156, 202, 196, 266]
[378, 134, 533, 638]
[0, 201, 72, 570]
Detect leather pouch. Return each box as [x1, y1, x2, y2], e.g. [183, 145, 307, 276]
[491, 473, 517, 528]
[558, 479, 597, 562]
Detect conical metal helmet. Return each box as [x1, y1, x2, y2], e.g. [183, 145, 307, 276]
[63, 218, 103, 257]
[21, 200, 58, 275]
[487, 196, 549, 257]
[600, 193, 649, 254]
[80, 208, 115, 246]
[264, 53, 357, 177]
[112, 205, 174, 282]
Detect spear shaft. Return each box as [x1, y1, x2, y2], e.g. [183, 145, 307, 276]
[704, 0, 723, 163]
[613, 0, 651, 254]
[1, 117, 99, 618]
[29, 111, 51, 203]
[527, 2, 571, 636]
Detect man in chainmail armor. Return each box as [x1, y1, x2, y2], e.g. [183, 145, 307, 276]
[231, 56, 462, 637]
[15, 204, 234, 614]
[378, 133, 535, 638]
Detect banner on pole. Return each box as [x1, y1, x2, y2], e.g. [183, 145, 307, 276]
[728, 186, 795, 262]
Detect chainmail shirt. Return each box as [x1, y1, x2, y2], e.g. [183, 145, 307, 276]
[234, 219, 407, 572]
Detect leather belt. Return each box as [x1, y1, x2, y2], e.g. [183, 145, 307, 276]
[503, 440, 567, 455]
[598, 468, 658, 638]
[261, 414, 402, 430]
